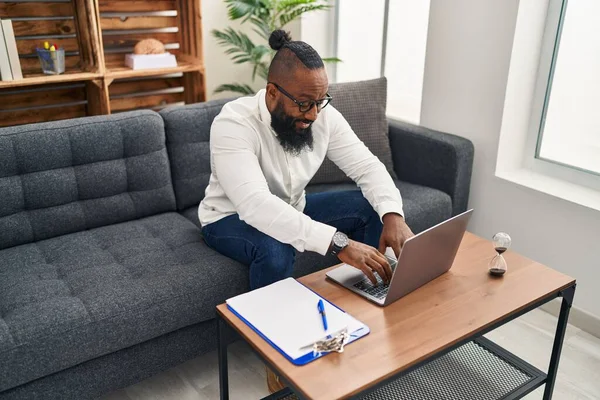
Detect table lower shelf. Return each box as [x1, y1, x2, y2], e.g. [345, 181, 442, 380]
[268, 337, 547, 400]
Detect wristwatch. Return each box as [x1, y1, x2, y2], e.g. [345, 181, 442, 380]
[330, 231, 349, 255]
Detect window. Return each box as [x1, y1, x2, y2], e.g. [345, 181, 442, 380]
[535, 0, 600, 176]
[335, 0, 385, 83]
[334, 0, 430, 123]
[495, 0, 600, 212]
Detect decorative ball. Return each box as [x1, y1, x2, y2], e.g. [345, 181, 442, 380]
[133, 39, 166, 55]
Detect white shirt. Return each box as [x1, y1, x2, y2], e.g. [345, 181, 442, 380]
[199, 89, 404, 256]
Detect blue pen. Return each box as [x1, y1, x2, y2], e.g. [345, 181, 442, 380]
[317, 299, 328, 331]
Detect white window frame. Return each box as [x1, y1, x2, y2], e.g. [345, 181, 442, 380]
[528, 0, 600, 185]
[332, 0, 429, 124]
[496, 0, 600, 212]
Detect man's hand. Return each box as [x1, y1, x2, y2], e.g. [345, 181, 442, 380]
[379, 213, 415, 258]
[337, 240, 392, 285]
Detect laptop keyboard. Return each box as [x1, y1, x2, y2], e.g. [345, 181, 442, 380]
[353, 274, 390, 299]
[352, 257, 396, 299]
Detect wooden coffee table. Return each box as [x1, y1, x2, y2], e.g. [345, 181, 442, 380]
[216, 232, 575, 400]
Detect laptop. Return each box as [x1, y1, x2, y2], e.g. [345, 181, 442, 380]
[326, 209, 473, 307]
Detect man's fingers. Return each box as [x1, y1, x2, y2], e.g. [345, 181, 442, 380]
[370, 251, 392, 282]
[361, 264, 378, 285]
[366, 258, 387, 284]
[378, 236, 387, 255]
[377, 252, 393, 282]
[393, 242, 401, 259]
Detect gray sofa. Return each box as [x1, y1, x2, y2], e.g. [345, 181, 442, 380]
[0, 92, 473, 399]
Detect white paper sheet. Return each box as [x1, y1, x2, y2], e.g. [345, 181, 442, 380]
[226, 278, 365, 360]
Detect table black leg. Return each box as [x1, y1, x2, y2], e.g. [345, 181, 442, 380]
[218, 316, 229, 400]
[543, 285, 575, 400]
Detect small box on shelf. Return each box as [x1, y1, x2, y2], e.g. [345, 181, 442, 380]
[105, 53, 203, 80]
[125, 53, 177, 70]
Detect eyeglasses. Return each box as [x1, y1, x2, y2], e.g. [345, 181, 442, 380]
[268, 81, 332, 113]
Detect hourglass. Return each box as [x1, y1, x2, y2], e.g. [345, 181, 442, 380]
[488, 232, 511, 276]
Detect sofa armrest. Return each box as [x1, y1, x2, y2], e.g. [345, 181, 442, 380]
[388, 119, 474, 215]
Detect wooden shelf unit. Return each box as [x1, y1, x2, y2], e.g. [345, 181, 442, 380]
[0, 0, 206, 127]
[105, 55, 204, 80]
[0, 71, 101, 90]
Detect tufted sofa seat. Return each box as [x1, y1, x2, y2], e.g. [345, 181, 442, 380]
[0, 213, 247, 392]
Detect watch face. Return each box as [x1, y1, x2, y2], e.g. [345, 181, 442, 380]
[333, 232, 349, 248]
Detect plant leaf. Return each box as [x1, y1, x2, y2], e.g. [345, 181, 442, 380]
[249, 15, 271, 39]
[211, 27, 256, 61]
[279, 5, 330, 26]
[252, 28, 268, 40]
[322, 57, 342, 63]
[214, 83, 256, 95]
[276, 0, 319, 12]
[251, 45, 271, 60]
[224, 0, 263, 20]
[257, 63, 269, 80]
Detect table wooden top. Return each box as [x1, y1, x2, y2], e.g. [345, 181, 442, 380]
[216, 232, 575, 400]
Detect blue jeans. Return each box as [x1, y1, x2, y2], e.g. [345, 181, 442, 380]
[201, 190, 383, 290]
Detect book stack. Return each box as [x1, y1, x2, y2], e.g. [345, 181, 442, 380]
[0, 19, 23, 81]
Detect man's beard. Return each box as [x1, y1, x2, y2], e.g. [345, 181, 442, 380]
[270, 102, 314, 156]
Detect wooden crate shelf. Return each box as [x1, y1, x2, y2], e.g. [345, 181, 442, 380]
[0, 71, 101, 90]
[105, 55, 203, 80]
[0, 0, 206, 126]
[0, 81, 89, 127]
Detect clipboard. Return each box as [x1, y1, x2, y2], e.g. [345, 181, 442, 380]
[226, 278, 370, 365]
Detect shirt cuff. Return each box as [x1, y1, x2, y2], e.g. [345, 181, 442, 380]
[374, 201, 405, 221]
[305, 221, 337, 256]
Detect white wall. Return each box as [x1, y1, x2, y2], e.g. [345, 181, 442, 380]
[421, 0, 600, 319]
[201, 1, 300, 100]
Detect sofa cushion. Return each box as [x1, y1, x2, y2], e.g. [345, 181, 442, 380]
[0, 111, 176, 250]
[0, 212, 248, 392]
[160, 98, 234, 210]
[305, 180, 452, 234]
[181, 206, 201, 228]
[310, 77, 397, 185]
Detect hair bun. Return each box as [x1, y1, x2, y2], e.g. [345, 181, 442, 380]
[269, 29, 292, 51]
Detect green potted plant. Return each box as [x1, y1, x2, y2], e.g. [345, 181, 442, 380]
[212, 0, 340, 95]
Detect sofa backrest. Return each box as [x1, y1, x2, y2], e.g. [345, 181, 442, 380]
[310, 77, 396, 184]
[0, 110, 176, 250]
[160, 98, 233, 211]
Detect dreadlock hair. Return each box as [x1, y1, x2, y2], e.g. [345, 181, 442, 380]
[267, 30, 324, 81]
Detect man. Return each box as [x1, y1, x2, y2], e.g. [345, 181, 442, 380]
[200, 29, 414, 292]
[200, 29, 414, 393]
